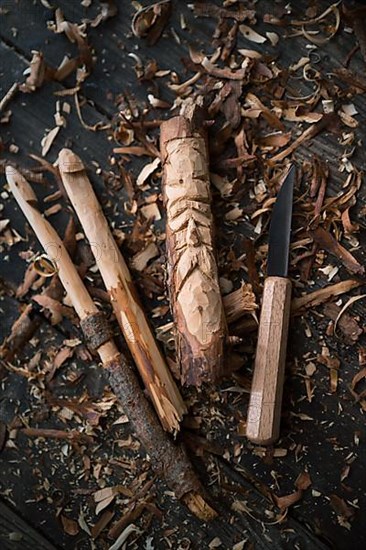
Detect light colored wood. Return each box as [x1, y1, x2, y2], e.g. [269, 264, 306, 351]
[246, 276, 292, 445]
[6, 166, 216, 520]
[222, 282, 257, 324]
[58, 148, 186, 433]
[5, 166, 97, 321]
[160, 100, 227, 386]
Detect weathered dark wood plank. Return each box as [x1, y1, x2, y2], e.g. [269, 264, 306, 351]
[0, 500, 57, 550]
[1, 1, 366, 549]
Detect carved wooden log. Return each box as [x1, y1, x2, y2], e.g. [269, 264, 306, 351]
[6, 166, 216, 521]
[160, 101, 227, 386]
[58, 149, 186, 434]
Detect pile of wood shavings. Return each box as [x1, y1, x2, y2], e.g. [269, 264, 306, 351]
[1, 1, 366, 548]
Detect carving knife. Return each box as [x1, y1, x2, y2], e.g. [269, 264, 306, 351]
[246, 166, 295, 445]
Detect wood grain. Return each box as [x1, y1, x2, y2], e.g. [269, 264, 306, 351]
[6, 166, 215, 520]
[160, 101, 227, 386]
[0, 500, 56, 550]
[247, 276, 292, 445]
[58, 148, 186, 433]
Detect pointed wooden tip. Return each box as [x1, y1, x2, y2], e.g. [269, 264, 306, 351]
[5, 165, 38, 204]
[58, 148, 84, 174]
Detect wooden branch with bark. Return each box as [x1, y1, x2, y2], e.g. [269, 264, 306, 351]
[160, 99, 227, 386]
[6, 166, 216, 521]
[58, 148, 185, 434]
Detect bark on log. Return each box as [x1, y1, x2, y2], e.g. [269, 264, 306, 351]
[58, 148, 185, 434]
[160, 101, 227, 386]
[6, 166, 216, 521]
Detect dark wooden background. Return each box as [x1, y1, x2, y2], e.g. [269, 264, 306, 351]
[1, 1, 366, 548]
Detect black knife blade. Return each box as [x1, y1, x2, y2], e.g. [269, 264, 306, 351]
[267, 165, 296, 278]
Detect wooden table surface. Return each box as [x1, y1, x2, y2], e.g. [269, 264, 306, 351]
[1, 1, 366, 548]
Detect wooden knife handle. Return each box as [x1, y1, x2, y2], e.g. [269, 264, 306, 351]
[246, 276, 292, 445]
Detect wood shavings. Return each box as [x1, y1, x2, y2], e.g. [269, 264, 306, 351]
[140, 202, 161, 221]
[191, 3, 255, 23]
[131, 242, 159, 271]
[94, 487, 119, 515]
[238, 48, 262, 59]
[273, 471, 312, 511]
[113, 146, 155, 157]
[108, 524, 141, 550]
[244, 93, 284, 131]
[201, 57, 249, 80]
[292, 280, 361, 315]
[310, 226, 364, 276]
[329, 494, 355, 530]
[0, 82, 19, 112]
[291, 3, 341, 45]
[269, 114, 340, 164]
[266, 32, 279, 46]
[222, 283, 257, 323]
[41, 126, 61, 157]
[333, 294, 366, 338]
[239, 25, 266, 44]
[61, 515, 79, 536]
[136, 157, 161, 187]
[132, 0, 171, 45]
[20, 51, 53, 93]
[89, 0, 118, 28]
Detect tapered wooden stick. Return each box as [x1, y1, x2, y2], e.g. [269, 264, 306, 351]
[160, 100, 227, 386]
[57, 149, 186, 434]
[0, 217, 75, 361]
[6, 165, 216, 521]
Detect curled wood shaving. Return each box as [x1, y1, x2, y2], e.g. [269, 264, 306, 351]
[351, 367, 366, 395]
[33, 254, 58, 277]
[333, 294, 366, 338]
[245, 93, 284, 130]
[108, 524, 141, 550]
[310, 226, 364, 276]
[291, 3, 341, 45]
[74, 93, 110, 132]
[323, 303, 362, 343]
[0, 82, 19, 113]
[136, 157, 161, 187]
[132, 0, 171, 45]
[273, 471, 312, 511]
[201, 57, 249, 80]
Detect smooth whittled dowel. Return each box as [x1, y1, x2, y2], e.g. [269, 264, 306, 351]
[58, 148, 186, 434]
[246, 276, 292, 445]
[160, 100, 227, 387]
[6, 166, 216, 521]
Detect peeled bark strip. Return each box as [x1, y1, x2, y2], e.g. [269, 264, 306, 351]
[161, 101, 227, 386]
[6, 166, 216, 521]
[58, 149, 185, 434]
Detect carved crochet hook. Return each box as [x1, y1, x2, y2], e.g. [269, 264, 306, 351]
[247, 166, 295, 445]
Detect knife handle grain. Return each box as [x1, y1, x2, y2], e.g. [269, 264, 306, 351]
[246, 276, 292, 445]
